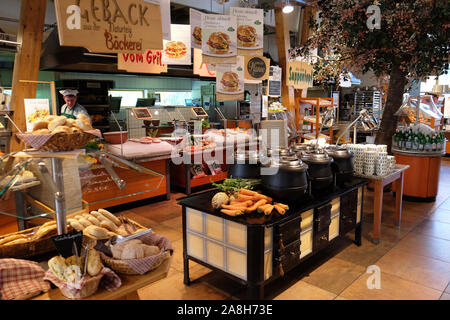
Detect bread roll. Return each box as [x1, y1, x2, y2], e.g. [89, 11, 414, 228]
[87, 248, 102, 276]
[51, 125, 72, 134]
[48, 256, 67, 281]
[44, 115, 57, 122]
[65, 118, 76, 127]
[68, 219, 84, 232]
[33, 129, 51, 135]
[110, 239, 142, 259]
[0, 234, 27, 245]
[142, 244, 160, 257]
[71, 126, 82, 133]
[65, 255, 81, 267]
[32, 120, 49, 131]
[75, 119, 93, 131]
[98, 209, 121, 227]
[77, 217, 92, 228]
[48, 116, 67, 131]
[83, 225, 112, 239]
[32, 224, 57, 240]
[86, 215, 101, 226]
[76, 113, 90, 121]
[100, 219, 118, 233]
[121, 243, 145, 260]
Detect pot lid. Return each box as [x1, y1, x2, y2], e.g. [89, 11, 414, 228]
[292, 143, 315, 152]
[266, 147, 292, 157]
[235, 150, 260, 162]
[326, 146, 353, 158]
[269, 155, 308, 170]
[301, 151, 333, 164]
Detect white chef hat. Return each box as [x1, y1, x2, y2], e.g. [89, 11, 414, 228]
[59, 89, 79, 96]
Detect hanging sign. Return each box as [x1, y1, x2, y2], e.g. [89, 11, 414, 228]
[193, 48, 216, 77]
[117, 49, 167, 74]
[162, 24, 191, 65]
[201, 14, 237, 65]
[144, 0, 171, 40]
[216, 56, 245, 101]
[230, 7, 264, 56]
[244, 56, 269, 81]
[54, 0, 163, 53]
[190, 8, 203, 50]
[286, 61, 314, 89]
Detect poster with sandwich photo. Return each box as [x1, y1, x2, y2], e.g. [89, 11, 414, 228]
[230, 7, 264, 56]
[216, 56, 244, 101]
[162, 24, 191, 65]
[201, 14, 237, 65]
[190, 8, 203, 50]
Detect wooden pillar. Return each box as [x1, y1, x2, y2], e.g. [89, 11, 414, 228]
[10, 0, 47, 151]
[300, 6, 315, 45]
[275, 7, 295, 110]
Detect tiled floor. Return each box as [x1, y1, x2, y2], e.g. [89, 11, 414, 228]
[118, 158, 450, 300]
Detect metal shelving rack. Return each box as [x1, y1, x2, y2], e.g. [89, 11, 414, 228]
[354, 90, 382, 121]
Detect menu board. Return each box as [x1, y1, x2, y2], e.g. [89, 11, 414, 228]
[216, 56, 245, 101]
[162, 24, 191, 65]
[201, 14, 237, 65]
[230, 7, 264, 56]
[132, 107, 152, 120]
[268, 66, 282, 97]
[190, 8, 203, 50]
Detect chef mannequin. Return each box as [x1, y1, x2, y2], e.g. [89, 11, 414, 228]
[59, 89, 89, 119]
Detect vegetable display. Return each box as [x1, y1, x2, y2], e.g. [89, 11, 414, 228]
[211, 177, 261, 194]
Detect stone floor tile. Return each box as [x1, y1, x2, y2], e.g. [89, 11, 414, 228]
[394, 232, 450, 263]
[273, 281, 336, 300]
[412, 219, 450, 241]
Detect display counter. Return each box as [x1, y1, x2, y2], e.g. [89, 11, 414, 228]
[392, 147, 443, 201]
[177, 177, 368, 299]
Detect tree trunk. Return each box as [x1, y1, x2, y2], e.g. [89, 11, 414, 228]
[375, 63, 408, 153]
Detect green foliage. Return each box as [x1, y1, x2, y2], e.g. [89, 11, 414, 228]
[211, 177, 261, 194]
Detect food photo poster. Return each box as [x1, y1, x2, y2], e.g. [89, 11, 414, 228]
[230, 7, 264, 56]
[216, 56, 245, 101]
[162, 24, 191, 65]
[190, 8, 203, 50]
[201, 14, 237, 65]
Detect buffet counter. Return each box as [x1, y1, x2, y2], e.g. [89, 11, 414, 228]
[177, 177, 368, 299]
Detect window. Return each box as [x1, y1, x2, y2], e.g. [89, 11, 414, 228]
[154, 91, 192, 106]
[109, 90, 144, 107]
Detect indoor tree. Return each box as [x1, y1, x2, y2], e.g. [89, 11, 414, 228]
[297, 0, 449, 150]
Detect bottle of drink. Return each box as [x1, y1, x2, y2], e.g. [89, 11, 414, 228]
[425, 134, 431, 151]
[432, 134, 437, 151]
[419, 132, 425, 151]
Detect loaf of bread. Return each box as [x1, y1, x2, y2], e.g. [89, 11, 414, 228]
[87, 248, 102, 277]
[76, 217, 92, 228]
[98, 209, 121, 227]
[83, 225, 112, 240]
[68, 219, 84, 232]
[0, 234, 28, 246]
[110, 239, 142, 259]
[65, 255, 81, 268]
[48, 256, 67, 281]
[75, 119, 93, 131]
[51, 125, 72, 134]
[85, 215, 101, 226]
[32, 120, 49, 131]
[100, 219, 118, 232]
[142, 244, 160, 256]
[44, 115, 57, 122]
[121, 242, 145, 260]
[65, 118, 76, 127]
[33, 128, 51, 135]
[3, 238, 28, 246]
[32, 224, 57, 240]
[48, 116, 67, 131]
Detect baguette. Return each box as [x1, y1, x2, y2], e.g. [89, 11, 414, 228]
[98, 209, 121, 227]
[32, 224, 57, 240]
[0, 234, 28, 245]
[86, 215, 102, 226]
[32, 120, 49, 131]
[48, 256, 67, 281]
[3, 238, 28, 246]
[100, 219, 118, 232]
[68, 219, 84, 232]
[77, 217, 92, 228]
[83, 225, 113, 240]
[87, 248, 102, 276]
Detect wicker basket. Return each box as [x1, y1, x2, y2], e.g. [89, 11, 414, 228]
[101, 250, 170, 275]
[16, 131, 97, 152]
[58, 273, 104, 300]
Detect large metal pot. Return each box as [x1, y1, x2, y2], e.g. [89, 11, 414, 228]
[300, 151, 334, 195]
[291, 143, 315, 155]
[326, 145, 354, 186]
[228, 150, 261, 179]
[261, 155, 309, 201]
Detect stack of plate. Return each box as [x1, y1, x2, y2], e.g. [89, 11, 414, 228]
[364, 150, 377, 175]
[375, 151, 388, 176]
[387, 155, 396, 173]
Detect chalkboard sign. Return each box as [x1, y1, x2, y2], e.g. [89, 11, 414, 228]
[191, 107, 208, 118]
[132, 107, 153, 120]
[268, 81, 281, 96]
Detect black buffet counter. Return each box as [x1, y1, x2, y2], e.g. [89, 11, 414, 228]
[177, 177, 369, 299]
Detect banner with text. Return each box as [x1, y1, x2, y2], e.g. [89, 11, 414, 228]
[244, 56, 270, 82]
[190, 8, 203, 50]
[117, 49, 167, 74]
[144, 0, 171, 40]
[286, 61, 314, 89]
[54, 0, 163, 53]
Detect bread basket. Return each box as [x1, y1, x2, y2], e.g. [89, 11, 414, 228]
[16, 130, 100, 152]
[100, 250, 170, 275]
[58, 273, 104, 300]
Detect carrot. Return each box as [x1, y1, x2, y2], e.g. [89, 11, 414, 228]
[222, 204, 249, 210]
[235, 194, 254, 201]
[274, 203, 289, 210]
[257, 204, 272, 213]
[273, 204, 286, 215]
[245, 199, 267, 213]
[263, 205, 274, 215]
[229, 200, 253, 207]
[239, 188, 259, 196]
[220, 209, 242, 216]
[253, 194, 273, 202]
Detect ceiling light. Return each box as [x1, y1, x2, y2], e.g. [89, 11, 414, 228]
[282, 1, 294, 14]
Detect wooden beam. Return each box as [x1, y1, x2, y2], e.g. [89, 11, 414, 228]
[10, 0, 47, 151]
[300, 6, 315, 45]
[274, 7, 295, 110]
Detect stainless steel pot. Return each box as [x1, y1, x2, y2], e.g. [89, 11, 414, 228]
[228, 150, 261, 179]
[326, 145, 354, 186]
[300, 151, 334, 194]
